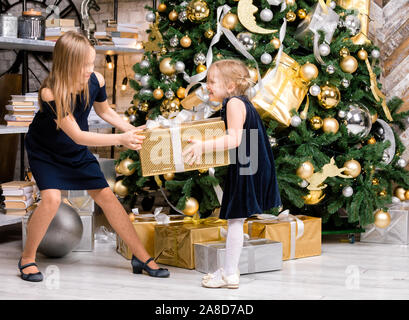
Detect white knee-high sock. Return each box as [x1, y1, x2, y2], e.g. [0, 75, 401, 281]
[224, 218, 246, 277]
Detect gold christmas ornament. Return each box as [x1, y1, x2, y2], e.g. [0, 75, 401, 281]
[371, 113, 378, 123]
[237, 0, 277, 34]
[248, 67, 258, 83]
[394, 187, 406, 201]
[160, 46, 167, 55]
[343, 160, 361, 178]
[180, 35, 192, 48]
[299, 62, 319, 82]
[177, 87, 186, 99]
[119, 158, 136, 176]
[139, 102, 149, 112]
[286, 11, 297, 22]
[222, 12, 238, 30]
[204, 29, 214, 39]
[374, 210, 391, 229]
[405, 190, 409, 200]
[127, 106, 136, 115]
[186, 0, 210, 23]
[168, 10, 179, 21]
[196, 64, 207, 73]
[158, 3, 167, 12]
[270, 37, 281, 49]
[114, 180, 128, 198]
[340, 55, 358, 73]
[303, 189, 325, 205]
[286, 0, 295, 5]
[371, 178, 379, 185]
[357, 48, 368, 60]
[153, 87, 164, 100]
[310, 116, 323, 130]
[378, 190, 387, 197]
[296, 161, 315, 179]
[367, 137, 376, 145]
[159, 57, 176, 75]
[183, 197, 199, 216]
[198, 168, 208, 173]
[322, 117, 339, 134]
[163, 172, 175, 181]
[297, 9, 307, 19]
[317, 84, 341, 109]
[115, 164, 122, 175]
[339, 47, 350, 57]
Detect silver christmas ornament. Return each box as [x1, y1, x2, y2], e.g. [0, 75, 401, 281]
[134, 73, 142, 81]
[165, 89, 175, 99]
[397, 158, 407, 168]
[246, 86, 257, 98]
[342, 186, 354, 197]
[329, 1, 336, 9]
[261, 52, 273, 65]
[371, 119, 396, 165]
[178, 11, 188, 23]
[326, 64, 335, 74]
[344, 15, 361, 36]
[268, 136, 278, 147]
[299, 180, 309, 188]
[290, 115, 302, 127]
[309, 84, 321, 96]
[175, 61, 185, 73]
[170, 35, 179, 47]
[392, 196, 401, 204]
[318, 43, 330, 56]
[345, 102, 372, 139]
[146, 12, 156, 22]
[139, 88, 152, 96]
[129, 114, 136, 122]
[140, 59, 150, 69]
[371, 49, 380, 59]
[140, 74, 151, 88]
[260, 8, 273, 22]
[194, 52, 206, 65]
[169, 74, 178, 82]
[237, 32, 255, 51]
[338, 110, 347, 119]
[341, 78, 350, 88]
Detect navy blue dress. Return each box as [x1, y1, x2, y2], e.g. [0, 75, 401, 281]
[219, 95, 281, 219]
[25, 72, 109, 191]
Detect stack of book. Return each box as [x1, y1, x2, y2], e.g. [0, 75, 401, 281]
[95, 23, 139, 47]
[4, 93, 39, 127]
[1, 181, 36, 216]
[45, 18, 79, 41]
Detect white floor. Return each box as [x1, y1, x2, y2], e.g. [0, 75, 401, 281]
[1, 225, 409, 300]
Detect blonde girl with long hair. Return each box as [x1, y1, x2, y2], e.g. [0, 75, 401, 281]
[19, 31, 169, 281]
[183, 59, 281, 288]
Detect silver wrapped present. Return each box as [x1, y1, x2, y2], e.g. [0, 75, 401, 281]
[295, 2, 339, 64]
[194, 238, 282, 275]
[361, 204, 409, 245]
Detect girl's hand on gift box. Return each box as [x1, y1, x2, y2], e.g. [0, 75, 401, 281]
[183, 139, 203, 165]
[134, 124, 146, 130]
[120, 129, 146, 151]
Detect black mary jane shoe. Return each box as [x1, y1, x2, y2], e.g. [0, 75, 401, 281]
[131, 255, 170, 278]
[18, 258, 43, 282]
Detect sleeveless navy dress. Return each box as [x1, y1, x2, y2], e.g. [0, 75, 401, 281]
[25, 72, 109, 191]
[219, 95, 281, 219]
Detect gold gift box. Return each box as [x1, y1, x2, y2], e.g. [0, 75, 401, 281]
[250, 216, 321, 260]
[139, 118, 229, 177]
[116, 215, 185, 260]
[251, 53, 309, 127]
[154, 221, 227, 269]
[337, 0, 371, 45]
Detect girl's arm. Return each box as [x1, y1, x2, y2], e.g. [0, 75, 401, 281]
[92, 72, 146, 132]
[183, 97, 246, 165]
[58, 114, 145, 150]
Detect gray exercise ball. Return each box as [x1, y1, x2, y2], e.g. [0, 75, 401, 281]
[37, 202, 83, 258]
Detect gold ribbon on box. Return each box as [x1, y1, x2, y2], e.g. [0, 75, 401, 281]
[252, 210, 304, 260]
[251, 53, 309, 126]
[337, 0, 371, 45]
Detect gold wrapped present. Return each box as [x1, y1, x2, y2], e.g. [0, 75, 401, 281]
[250, 212, 321, 260]
[181, 85, 221, 111]
[251, 53, 309, 126]
[139, 117, 229, 177]
[116, 214, 185, 260]
[337, 0, 371, 45]
[154, 220, 227, 269]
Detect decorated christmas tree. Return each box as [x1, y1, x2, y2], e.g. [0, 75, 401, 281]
[114, 0, 409, 230]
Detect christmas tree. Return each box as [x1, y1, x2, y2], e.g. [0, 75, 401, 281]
[114, 0, 409, 230]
